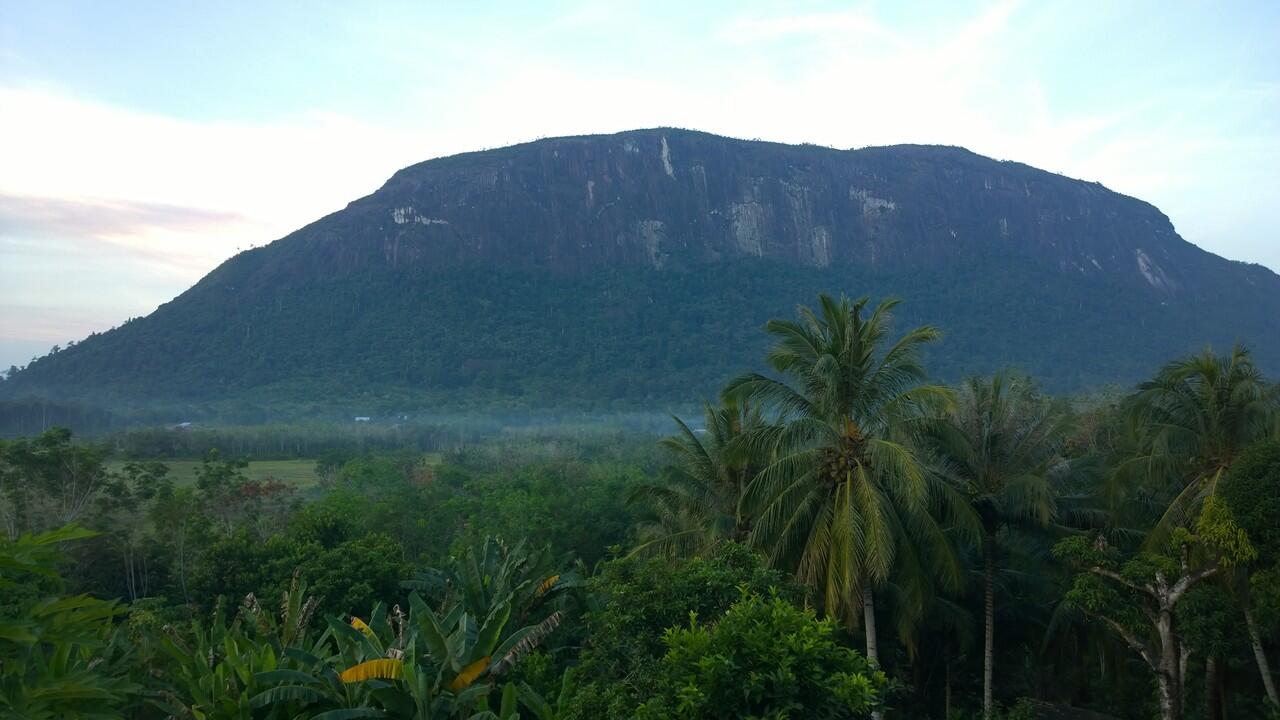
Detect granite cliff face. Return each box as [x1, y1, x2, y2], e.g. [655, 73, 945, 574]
[215, 129, 1256, 291]
[5, 129, 1278, 415]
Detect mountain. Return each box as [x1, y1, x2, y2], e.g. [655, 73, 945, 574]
[4, 128, 1278, 419]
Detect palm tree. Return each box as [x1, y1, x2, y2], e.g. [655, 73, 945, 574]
[628, 398, 762, 557]
[1121, 345, 1277, 707]
[929, 373, 1067, 719]
[1121, 345, 1276, 544]
[724, 294, 976, 671]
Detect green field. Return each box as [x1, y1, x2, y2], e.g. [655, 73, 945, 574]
[107, 458, 319, 488]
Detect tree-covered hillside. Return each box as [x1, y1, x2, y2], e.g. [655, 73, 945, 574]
[3, 129, 1277, 418]
[5, 257, 1275, 419]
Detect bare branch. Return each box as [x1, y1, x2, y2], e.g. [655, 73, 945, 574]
[1169, 565, 1218, 606]
[1101, 616, 1156, 671]
[1087, 566, 1154, 597]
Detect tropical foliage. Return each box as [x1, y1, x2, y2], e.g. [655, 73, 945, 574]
[0, 525, 137, 720]
[2, 292, 1278, 719]
[722, 295, 972, 664]
[634, 593, 887, 719]
[927, 373, 1068, 718]
[628, 398, 762, 558]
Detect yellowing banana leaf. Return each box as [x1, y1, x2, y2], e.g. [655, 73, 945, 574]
[339, 658, 403, 683]
[448, 656, 490, 691]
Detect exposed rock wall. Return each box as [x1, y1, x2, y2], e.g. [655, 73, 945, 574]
[229, 128, 1257, 304]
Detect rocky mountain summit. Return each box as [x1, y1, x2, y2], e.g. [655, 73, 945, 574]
[228, 129, 1257, 288]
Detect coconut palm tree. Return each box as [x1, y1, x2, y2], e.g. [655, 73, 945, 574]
[724, 294, 977, 671]
[1120, 345, 1276, 545]
[928, 373, 1068, 719]
[1119, 345, 1277, 709]
[628, 398, 763, 558]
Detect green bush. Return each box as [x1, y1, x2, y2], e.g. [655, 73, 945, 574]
[635, 593, 886, 719]
[0, 526, 139, 719]
[564, 543, 800, 718]
[1221, 440, 1280, 558]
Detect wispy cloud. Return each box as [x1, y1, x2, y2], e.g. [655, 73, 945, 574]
[0, 194, 254, 276]
[717, 9, 892, 44]
[0, 194, 242, 237]
[0, 303, 133, 346]
[0, 87, 427, 231]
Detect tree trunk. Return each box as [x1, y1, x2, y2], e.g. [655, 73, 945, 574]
[1178, 646, 1190, 720]
[1204, 655, 1220, 720]
[124, 546, 136, 603]
[863, 585, 880, 666]
[1155, 667, 1178, 720]
[1155, 610, 1182, 720]
[177, 513, 190, 605]
[863, 585, 882, 720]
[945, 657, 952, 720]
[1084, 561, 1218, 720]
[1244, 602, 1280, 706]
[983, 532, 996, 720]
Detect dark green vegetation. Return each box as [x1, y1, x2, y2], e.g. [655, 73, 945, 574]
[3, 293, 1279, 719]
[3, 130, 1278, 420]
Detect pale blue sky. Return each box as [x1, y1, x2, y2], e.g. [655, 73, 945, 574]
[2, 1, 1278, 370]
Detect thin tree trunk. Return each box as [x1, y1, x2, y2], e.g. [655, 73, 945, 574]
[984, 532, 996, 720]
[124, 545, 136, 602]
[1218, 653, 1228, 719]
[864, 585, 882, 720]
[1204, 655, 1221, 720]
[1244, 602, 1280, 706]
[945, 657, 952, 720]
[1179, 646, 1190, 720]
[177, 512, 190, 606]
[863, 585, 880, 666]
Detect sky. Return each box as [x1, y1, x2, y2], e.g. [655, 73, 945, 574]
[1, 0, 1278, 370]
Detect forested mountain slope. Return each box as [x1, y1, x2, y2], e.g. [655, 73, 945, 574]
[5, 128, 1277, 416]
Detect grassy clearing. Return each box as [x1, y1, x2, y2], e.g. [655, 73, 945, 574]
[106, 458, 319, 488]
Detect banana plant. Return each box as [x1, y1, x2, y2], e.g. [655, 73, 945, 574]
[513, 669, 579, 720]
[155, 601, 285, 720]
[156, 574, 328, 719]
[252, 588, 560, 719]
[0, 525, 140, 720]
[234, 596, 407, 717]
[404, 537, 582, 627]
